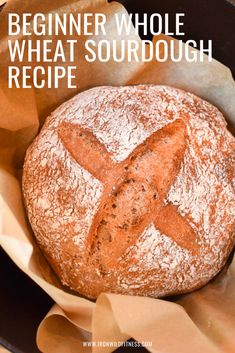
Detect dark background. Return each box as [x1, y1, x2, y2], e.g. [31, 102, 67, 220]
[0, 0, 234, 352]
[119, 0, 235, 77]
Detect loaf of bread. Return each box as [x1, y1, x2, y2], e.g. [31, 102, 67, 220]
[22, 85, 235, 299]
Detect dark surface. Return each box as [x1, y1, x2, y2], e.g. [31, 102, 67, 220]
[0, 247, 149, 353]
[0, 1, 234, 353]
[0, 248, 53, 353]
[118, 0, 235, 78]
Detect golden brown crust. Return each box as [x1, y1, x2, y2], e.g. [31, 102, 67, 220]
[22, 85, 235, 299]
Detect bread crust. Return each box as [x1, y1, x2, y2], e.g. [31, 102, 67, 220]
[22, 85, 235, 299]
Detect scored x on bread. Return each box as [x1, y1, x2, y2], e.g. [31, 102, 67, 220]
[22, 85, 235, 299]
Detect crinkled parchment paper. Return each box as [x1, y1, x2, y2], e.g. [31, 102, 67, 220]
[0, 1, 234, 352]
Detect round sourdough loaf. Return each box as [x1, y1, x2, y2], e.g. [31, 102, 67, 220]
[22, 85, 235, 299]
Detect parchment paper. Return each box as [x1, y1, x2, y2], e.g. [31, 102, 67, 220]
[0, 1, 234, 353]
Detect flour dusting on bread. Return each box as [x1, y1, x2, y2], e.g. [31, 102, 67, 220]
[22, 85, 235, 299]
